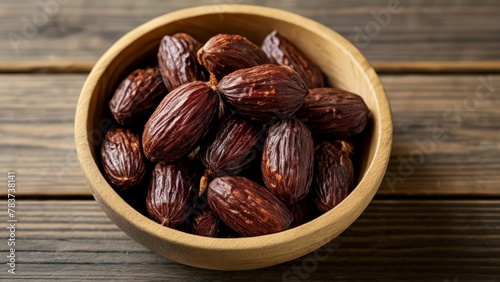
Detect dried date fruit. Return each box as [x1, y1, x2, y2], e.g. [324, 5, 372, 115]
[208, 176, 293, 237]
[313, 141, 354, 212]
[197, 34, 272, 80]
[105, 31, 368, 236]
[199, 115, 260, 195]
[217, 64, 308, 122]
[297, 88, 370, 139]
[101, 128, 146, 190]
[262, 118, 314, 205]
[109, 68, 167, 125]
[262, 31, 324, 89]
[146, 162, 193, 228]
[191, 209, 223, 237]
[142, 81, 219, 163]
[158, 33, 206, 91]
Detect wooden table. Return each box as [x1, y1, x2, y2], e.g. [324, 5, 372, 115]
[1, 0, 499, 280]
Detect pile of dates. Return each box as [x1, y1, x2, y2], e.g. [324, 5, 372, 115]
[101, 31, 370, 237]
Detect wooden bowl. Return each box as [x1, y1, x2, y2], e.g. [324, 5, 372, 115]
[75, 5, 392, 270]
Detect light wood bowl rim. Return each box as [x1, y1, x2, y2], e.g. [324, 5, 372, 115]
[75, 4, 392, 264]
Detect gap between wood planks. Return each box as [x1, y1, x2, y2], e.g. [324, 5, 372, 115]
[0, 60, 500, 74]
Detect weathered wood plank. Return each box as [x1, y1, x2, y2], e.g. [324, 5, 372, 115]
[0, 75, 88, 196]
[379, 74, 500, 195]
[3, 200, 499, 280]
[0, 0, 499, 68]
[1, 74, 499, 196]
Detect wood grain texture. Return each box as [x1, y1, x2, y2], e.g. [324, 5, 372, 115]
[379, 74, 500, 195]
[0, 74, 89, 196]
[1, 0, 499, 67]
[372, 61, 500, 74]
[3, 200, 499, 280]
[1, 74, 499, 197]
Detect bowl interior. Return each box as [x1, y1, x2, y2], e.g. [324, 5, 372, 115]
[76, 5, 392, 270]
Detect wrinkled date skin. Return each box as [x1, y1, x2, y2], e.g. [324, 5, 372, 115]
[298, 88, 370, 139]
[217, 64, 308, 122]
[101, 128, 146, 190]
[191, 209, 223, 237]
[197, 34, 272, 80]
[208, 176, 293, 237]
[262, 118, 314, 205]
[262, 31, 325, 89]
[200, 115, 261, 194]
[146, 162, 193, 228]
[109, 68, 168, 125]
[142, 81, 219, 163]
[313, 141, 354, 212]
[158, 33, 206, 91]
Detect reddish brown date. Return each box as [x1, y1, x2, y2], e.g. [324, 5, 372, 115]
[199, 115, 261, 194]
[197, 34, 272, 80]
[208, 176, 293, 237]
[109, 68, 167, 125]
[262, 30, 324, 89]
[217, 64, 308, 122]
[262, 118, 314, 205]
[146, 162, 193, 228]
[142, 81, 219, 164]
[158, 33, 206, 91]
[298, 88, 370, 139]
[313, 141, 354, 212]
[191, 209, 223, 237]
[100, 128, 146, 190]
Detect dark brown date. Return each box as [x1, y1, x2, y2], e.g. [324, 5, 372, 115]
[158, 33, 206, 91]
[313, 141, 354, 212]
[100, 128, 146, 190]
[261, 118, 314, 205]
[217, 64, 308, 122]
[191, 209, 223, 237]
[199, 115, 261, 194]
[197, 34, 272, 80]
[208, 176, 293, 237]
[109, 68, 167, 125]
[142, 81, 219, 164]
[262, 30, 325, 89]
[146, 162, 193, 228]
[298, 88, 370, 139]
